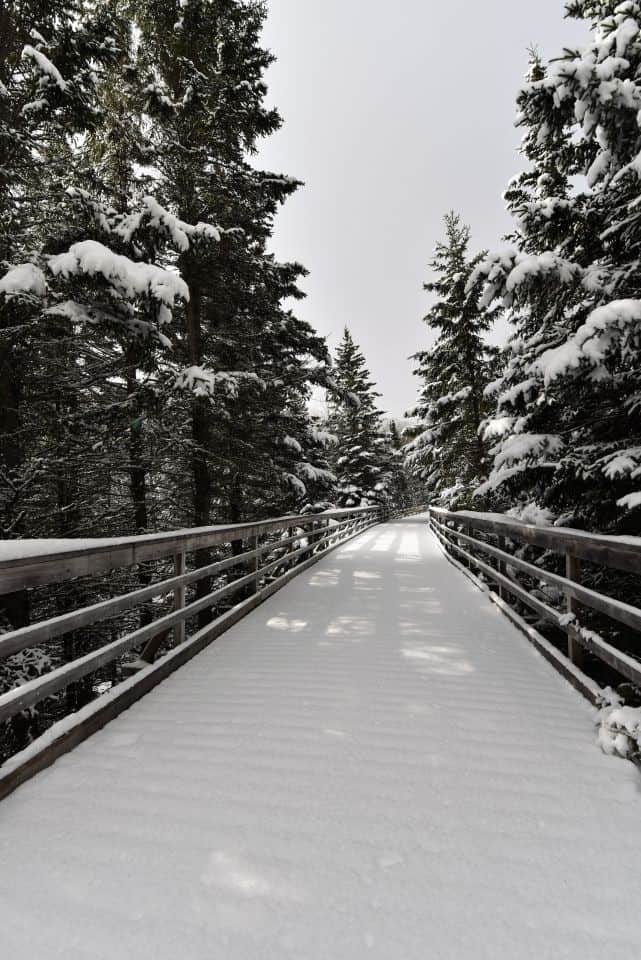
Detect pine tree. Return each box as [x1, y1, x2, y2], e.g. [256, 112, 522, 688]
[328, 329, 394, 507]
[134, 0, 334, 528]
[0, 3, 191, 628]
[0, 0, 346, 752]
[386, 419, 416, 510]
[475, 3, 641, 534]
[406, 213, 499, 507]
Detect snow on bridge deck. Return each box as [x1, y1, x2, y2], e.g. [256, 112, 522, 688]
[1, 518, 639, 959]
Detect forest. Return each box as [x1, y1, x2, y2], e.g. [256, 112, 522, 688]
[2, 5, 641, 955]
[1, 0, 641, 749]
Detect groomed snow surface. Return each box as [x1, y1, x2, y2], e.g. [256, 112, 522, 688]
[1, 518, 640, 959]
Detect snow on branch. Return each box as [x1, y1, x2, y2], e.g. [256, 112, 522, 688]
[598, 687, 641, 760]
[474, 464, 529, 497]
[533, 299, 641, 384]
[48, 240, 189, 307]
[114, 196, 223, 251]
[286, 473, 307, 497]
[475, 433, 563, 496]
[492, 433, 564, 472]
[597, 447, 641, 481]
[175, 366, 216, 397]
[283, 436, 303, 453]
[618, 491, 641, 511]
[482, 416, 515, 440]
[0, 263, 47, 299]
[22, 45, 67, 91]
[296, 462, 335, 485]
[469, 248, 583, 309]
[65, 190, 231, 253]
[174, 366, 263, 399]
[496, 377, 538, 408]
[43, 300, 172, 345]
[309, 427, 336, 447]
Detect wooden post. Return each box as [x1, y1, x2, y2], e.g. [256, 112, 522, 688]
[288, 527, 296, 566]
[309, 520, 317, 553]
[249, 535, 259, 594]
[174, 552, 186, 645]
[310, 519, 320, 552]
[457, 523, 469, 568]
[140, 551, 186, 665]
[497, 535, 506, 600]
[565, 554, 585, 667]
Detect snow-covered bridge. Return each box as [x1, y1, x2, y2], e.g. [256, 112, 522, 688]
[1, 515, 640, 959]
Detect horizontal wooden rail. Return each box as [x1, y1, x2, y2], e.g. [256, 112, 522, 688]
[0, 507, 386, 592]
[436, 509, 641, 575]
[430, 517, 641, 637]
[429, 506, 641, 692]
[0, 503, 426, 800]
[431, 517, 563, 627]
[0, 543, 265, 660]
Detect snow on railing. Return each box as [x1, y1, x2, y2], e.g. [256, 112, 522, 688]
[428, 507, 641, 722]
[0, 505, 420, 800]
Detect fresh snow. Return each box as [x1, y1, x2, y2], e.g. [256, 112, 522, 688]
[1, 519, 640, 959]
[534, 299, 641, 384]
[21, 44, 67, 91]
[0, 262, 47, 297]
[48, 240, 189, 306]
[598, 697, 641, 759]
[618, 491, 641, 511]
[0, 536, 132, 563]
[492, 432, 564, 471]
[174, 364, 217, 397]
[309, 426, 336, 447]
[114, 196, 223, 250]
[506, 502, 556, 526]
[482, 415, 514, 439]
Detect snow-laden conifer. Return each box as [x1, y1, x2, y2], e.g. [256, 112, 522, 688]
[473, 8, 641, 530]
[328, 329, 396, 507]
[406, 213, 499, 507]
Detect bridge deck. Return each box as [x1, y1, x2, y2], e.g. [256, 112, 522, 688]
[1, 518, 639, 959]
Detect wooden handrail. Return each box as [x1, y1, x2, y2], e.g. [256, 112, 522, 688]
[428, 506, 641, 692]
[431, 507, 641, 574]
[0, 504, 425, 800]
[0, 506, 384, 592]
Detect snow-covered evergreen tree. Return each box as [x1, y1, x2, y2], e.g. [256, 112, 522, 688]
[134, 0, 335, 527]
[328, 329, 395, 507]
[0, 3, 194, 630]
[406, 213, 499, 507]
[474, 5, 641, 533]
[0, 0, 343, 746]
[383, 419, 416, 510]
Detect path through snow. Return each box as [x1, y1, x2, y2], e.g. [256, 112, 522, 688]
[0, 518, 639, 958]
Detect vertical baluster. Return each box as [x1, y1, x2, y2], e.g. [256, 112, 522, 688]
[565, 554, 585, 667]
[497, 535, 506, 600]
[249, 535, 259, 594]
[174, 552, 186, 644]
[288, 526, 296, 567]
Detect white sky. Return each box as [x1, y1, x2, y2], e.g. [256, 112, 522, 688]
[257, 1, 587, 418]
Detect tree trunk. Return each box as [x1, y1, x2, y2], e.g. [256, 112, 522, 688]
[0, 336, 29, 628]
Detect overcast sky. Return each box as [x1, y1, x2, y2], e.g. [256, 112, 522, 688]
[257, 1, 587, 418]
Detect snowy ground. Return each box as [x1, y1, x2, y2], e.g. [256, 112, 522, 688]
[1, 518, 640, 959]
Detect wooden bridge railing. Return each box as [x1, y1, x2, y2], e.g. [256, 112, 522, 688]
[0, 504, 416, 799]
[429, 506, 641, 702]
